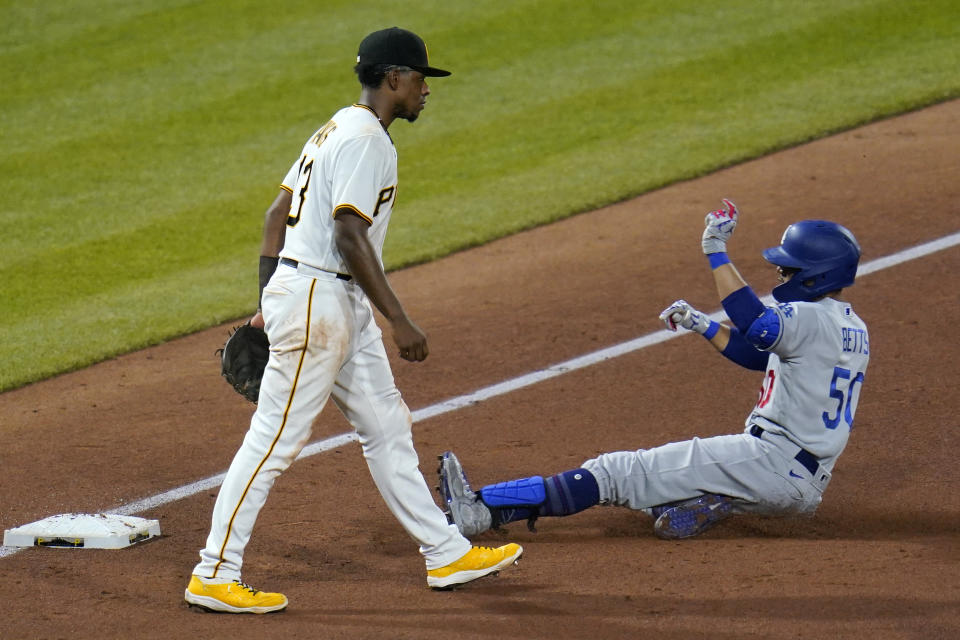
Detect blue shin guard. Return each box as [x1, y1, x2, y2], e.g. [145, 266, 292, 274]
[479, 476, 545, 530]
[479, 469, 599, 531]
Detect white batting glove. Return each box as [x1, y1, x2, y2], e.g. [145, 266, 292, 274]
[701, 199, 739, 254]
[659, 300, 713, 334]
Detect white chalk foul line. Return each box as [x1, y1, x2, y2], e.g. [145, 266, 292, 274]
[2, 229, 958, 558]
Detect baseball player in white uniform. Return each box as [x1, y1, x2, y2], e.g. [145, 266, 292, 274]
[185, 28, 521, 614]
[437, 200, 869, 542]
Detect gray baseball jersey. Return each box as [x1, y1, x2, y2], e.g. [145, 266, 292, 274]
[747, 297, 869, 471]
[583, 296, 869, 516]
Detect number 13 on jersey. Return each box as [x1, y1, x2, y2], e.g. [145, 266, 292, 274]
[287, 156, 313, 227]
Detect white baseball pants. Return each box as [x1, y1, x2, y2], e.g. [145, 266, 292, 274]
[193, 263, 469, 580]
[582, 429, 831, 516]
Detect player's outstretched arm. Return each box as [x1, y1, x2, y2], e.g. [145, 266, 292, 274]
[659, 300, 730, 352]
[658, 299, 770, 370]
[335, 210, 428, 362]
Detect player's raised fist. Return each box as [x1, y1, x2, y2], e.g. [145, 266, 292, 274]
[701, 198, 739, 255]
[659, 300, 688, 331]
[658, 300, 713, 335]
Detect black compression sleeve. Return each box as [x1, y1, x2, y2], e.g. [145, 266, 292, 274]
[258, 255, 280, 309]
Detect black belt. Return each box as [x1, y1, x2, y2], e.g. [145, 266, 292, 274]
[750, 425, 819, 476]
[280, 257, 351, 281]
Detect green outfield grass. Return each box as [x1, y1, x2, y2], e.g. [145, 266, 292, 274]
[1, 0, 958, 391]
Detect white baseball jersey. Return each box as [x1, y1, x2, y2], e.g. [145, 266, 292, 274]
[746, 298, 870, 470]
[193, 103, 470, 583]
[279, 104, 398, 274]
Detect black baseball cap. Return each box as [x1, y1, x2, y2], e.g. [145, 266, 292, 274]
[356, 27, 451, 77]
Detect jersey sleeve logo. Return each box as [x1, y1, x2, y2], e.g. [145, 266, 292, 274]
[373, 186, 396, 218]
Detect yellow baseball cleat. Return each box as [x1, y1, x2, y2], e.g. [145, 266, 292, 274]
[184, 575, 288, 613]
[427, 543, 523, 589]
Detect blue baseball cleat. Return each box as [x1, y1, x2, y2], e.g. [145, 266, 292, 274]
[653, 494, 733, 540]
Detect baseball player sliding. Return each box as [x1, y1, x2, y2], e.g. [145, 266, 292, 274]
[185, 28, 521, 614]
[438, 200, 869, 542]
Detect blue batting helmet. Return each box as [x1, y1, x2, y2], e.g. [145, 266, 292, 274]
[762, 220, 861, 303]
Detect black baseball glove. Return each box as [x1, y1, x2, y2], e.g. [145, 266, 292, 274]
[217, 323, 270, 403]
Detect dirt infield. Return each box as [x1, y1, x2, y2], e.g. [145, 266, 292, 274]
[1, 99, 958, 640]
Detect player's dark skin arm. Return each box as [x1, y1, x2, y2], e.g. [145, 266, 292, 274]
[250, 189, 292, 329]
[260, 189, 292, 257]
[334, 210, 428, 362]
